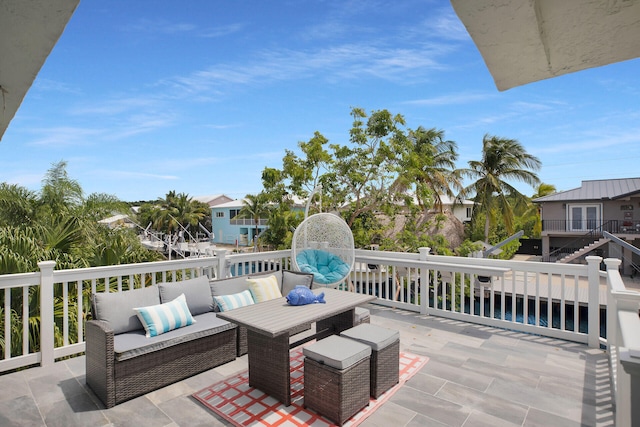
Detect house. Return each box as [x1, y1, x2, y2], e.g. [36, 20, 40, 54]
[533, 177, 640, 273]
[193, 194, 234, 208]
[210, 199, 263, 246]
[439, 195, 474, 223]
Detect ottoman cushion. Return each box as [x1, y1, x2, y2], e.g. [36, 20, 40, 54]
[303, 335, 371, 370]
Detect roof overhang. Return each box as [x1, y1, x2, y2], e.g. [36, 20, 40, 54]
[450, 0, 640, 91]
[0, 0, 80, 141]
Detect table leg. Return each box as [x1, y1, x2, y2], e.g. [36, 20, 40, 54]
[246, 330, 292, 406]
[316, 309, 355, 340]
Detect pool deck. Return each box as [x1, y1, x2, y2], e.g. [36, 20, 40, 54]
[0, 304, 615, 426]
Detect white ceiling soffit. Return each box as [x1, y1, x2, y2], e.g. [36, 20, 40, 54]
[0, 0, 80, 141]
[450, 0, 640, 91]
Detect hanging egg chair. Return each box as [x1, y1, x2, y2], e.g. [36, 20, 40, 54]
[291, 212, 355, 288]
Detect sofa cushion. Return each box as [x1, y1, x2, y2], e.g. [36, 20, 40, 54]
[113, 312, 235, 362]
[134, 294, 196, 338]
[92, 286, 160, 334]
[247, 275, 282, 302]
[158, 276, 213, 315]
[210, 275, 251, 301]
[281, 270, 314, 295]
[214, 289, 255, 312]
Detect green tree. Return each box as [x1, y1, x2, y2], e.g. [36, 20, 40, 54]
[459, 134, 541, 242]
[393, 126, 461, 215]
[238, 193, 271, 250]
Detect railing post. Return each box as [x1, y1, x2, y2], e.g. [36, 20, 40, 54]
[214, 249, 228, 279]
[586, 256, 602, 348]
[620, 348, 640, 427]
[38, 261, 56, 367]
[418, 247, 430, 314]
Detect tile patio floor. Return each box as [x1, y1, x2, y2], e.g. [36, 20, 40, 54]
[0, 304, 614, 426]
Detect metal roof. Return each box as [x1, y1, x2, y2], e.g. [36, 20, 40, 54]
[533, 178, 640, 203]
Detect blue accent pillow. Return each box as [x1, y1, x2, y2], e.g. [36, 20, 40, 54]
[134, 293, 195, 338]
[213, 289, 255, 312]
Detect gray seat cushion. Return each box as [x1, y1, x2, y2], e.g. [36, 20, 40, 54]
[92, 286, 160, 334]
[303, 335, 371, 370]
[158, 276, 213, 315]
[113, 312, 234, 362]
[340, 323, 399, 351]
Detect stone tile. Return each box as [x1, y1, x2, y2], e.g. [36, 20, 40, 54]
[102, 396, 173, 427]
[420, 359, 494, 392]
[0, 371, 31, 403]
[462, 357, 540, 389]
[523, 407, 583, 427]
[405, 413, 449, 427]
[29, 374, 87, 408]
[403, 371, 446, 396]
[39, 391, 109, 427]
[159, 395, 229, 427]
[0, 395, 45, 427]
[442, 340, 509, 365]
[435, 381, 528, 425]
[389, 385, 470, 427]
[463, 410, 522, 427]
[358, 400, 417, 427]
[486, 377, 595, 423]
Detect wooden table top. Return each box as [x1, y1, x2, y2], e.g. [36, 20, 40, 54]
[217, 288, 376, 338]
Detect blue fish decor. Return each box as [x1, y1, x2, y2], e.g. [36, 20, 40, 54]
[286, 286, 325, 306]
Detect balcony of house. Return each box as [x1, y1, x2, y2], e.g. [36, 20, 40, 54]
[229, 218, 268, 226]
[542, 219, 640, 236]
[0, 249, 638, 426]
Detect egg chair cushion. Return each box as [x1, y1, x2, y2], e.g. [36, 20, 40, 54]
[295, 249, 351, 285]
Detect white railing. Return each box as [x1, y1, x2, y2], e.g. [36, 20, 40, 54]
[1, 247, 638, 423]
[351, 249, 603, 345]
[603, 258, 640, 427]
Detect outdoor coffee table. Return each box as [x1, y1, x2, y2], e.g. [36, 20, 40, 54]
[217, 288, 376, 406]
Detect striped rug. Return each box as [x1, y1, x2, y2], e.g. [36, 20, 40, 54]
[193, 348, 428, 427]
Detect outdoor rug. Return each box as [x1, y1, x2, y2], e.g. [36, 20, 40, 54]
[193, 348, 428, 427]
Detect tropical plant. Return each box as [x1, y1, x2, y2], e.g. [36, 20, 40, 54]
[238, 193, 271, 250]
[393, 126, 461, 215]
[459, 134, 541, 242]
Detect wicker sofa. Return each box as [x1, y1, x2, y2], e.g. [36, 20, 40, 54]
[85, 276, 237, 408]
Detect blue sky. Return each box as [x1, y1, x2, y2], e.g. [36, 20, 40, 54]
[2, 0, 639, 202]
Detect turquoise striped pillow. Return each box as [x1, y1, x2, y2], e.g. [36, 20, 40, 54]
[214, 289, 255, 312]
[134, 293, 195, 337]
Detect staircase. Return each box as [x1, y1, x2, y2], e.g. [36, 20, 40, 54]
[557, 237, 610, 263]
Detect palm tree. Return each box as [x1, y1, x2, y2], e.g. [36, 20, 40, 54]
[394, 126, 461, 214]
[238, 193, 270, 251]
[459, 134, 541, 242]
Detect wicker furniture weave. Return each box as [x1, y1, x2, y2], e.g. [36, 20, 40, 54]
[85, 319, 237, 408]
[303, 346, 371, 426]
[341, 324, 400, 398]
[217, 288, 376, 406]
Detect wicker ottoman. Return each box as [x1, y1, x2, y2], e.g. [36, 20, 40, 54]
[341, 323, 400, 398]
[303, 335, 371, 426]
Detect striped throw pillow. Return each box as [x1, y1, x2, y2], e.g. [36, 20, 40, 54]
[134, 293, 195, 337]
[247, 275, 282, 302]
[214, 289, 255, 312]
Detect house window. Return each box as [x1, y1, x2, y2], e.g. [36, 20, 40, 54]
[215, 212, 224, 218]
[229, 209, 240, 219]
[466, 207, 472, 218]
